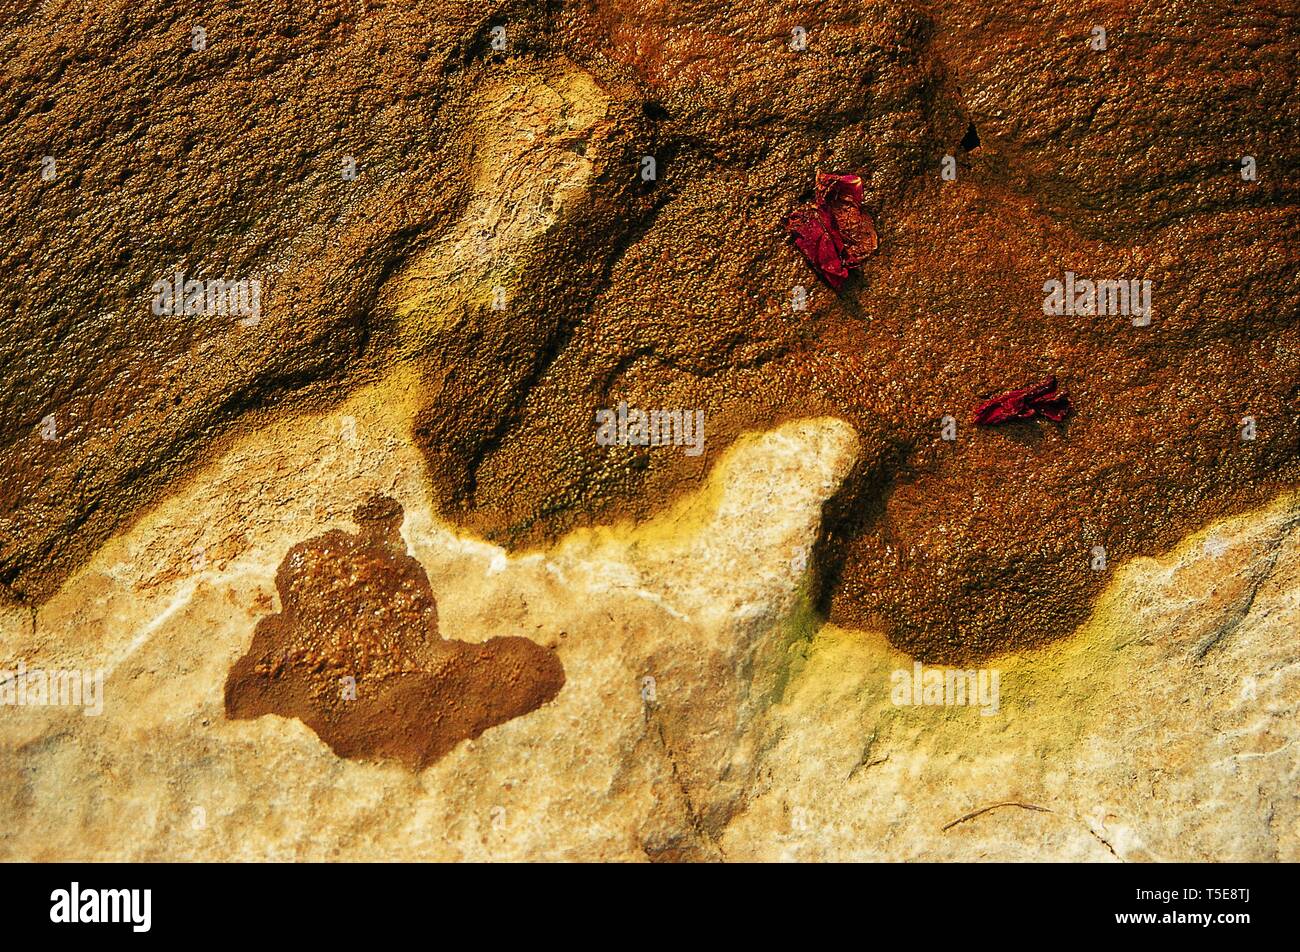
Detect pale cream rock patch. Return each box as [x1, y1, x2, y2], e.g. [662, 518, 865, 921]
[724, 498, 1300, 862]
[381, 60, 612, 343]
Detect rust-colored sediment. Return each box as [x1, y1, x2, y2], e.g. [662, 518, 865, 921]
[409, 2, 1300, 662]
[224, 495, 564, 769]
[5, 1, 1298, 664]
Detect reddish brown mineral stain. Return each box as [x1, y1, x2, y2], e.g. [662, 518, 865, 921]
[7, 0, 1299, 673]
[224, 495, 564, 769]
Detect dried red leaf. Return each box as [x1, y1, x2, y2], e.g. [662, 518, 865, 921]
[787, 206, 850, 288]
[787, 171, 878, 288]
[972, 375, 1072, 426]
[815, 172, 877, 268]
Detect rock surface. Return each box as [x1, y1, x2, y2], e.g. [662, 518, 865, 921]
[0, 387, 1295, 860]
[4, 1, 1298, 662]
[2, 1, 1297, 861]
[225, 493, 565, 770]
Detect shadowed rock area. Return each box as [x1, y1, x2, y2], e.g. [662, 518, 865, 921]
[4, 0, 1298, 661]
[225, 495, 564, 769]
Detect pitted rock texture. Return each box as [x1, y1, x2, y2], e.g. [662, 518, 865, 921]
[409, 0, 1300, 661]
[0, 2, 649, 605]
[3, 1, 1298, 664]
[225, 494, 564, 769]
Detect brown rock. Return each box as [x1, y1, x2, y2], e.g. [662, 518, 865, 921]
[4, 0, 1298, 668]
[225, 494, 564, 769]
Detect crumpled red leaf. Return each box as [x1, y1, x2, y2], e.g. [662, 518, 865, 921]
[972, 375, 1072, 426]
[787, 172, 879, 289]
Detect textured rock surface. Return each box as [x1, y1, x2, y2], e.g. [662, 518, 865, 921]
[0, 2, 648, 604]
[0, 389, 1295, 860]
[225, 494, 565, 770]
[4, 1, 1298, 661]
[2, 1, 1297, 860]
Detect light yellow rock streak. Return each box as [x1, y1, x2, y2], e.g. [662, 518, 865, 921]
[382, 63, 609, 341]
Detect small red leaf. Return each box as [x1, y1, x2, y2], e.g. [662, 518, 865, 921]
[787, 171, 878, 288]
[972, 375, 1072, 426]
